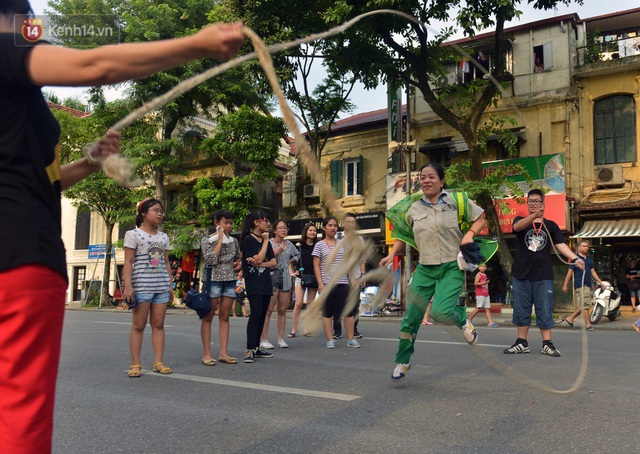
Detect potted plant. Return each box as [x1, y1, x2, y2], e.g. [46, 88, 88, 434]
[173, 282, 186, 308]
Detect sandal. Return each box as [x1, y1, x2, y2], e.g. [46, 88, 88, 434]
[128, 364, 142, 378]
[633, 324, 640, 332]
[201, 358, 216, 366]
[303, 332, 314, 337]
[557, 318, 574, 329]
[287, 332, 296, 338]
[218, 357, 238, 364]
[586, 326, 595, 331]
[153, 361, 173, 374]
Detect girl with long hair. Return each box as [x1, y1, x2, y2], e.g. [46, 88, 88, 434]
[241, 211, 277, 363]
[289, 223, 319, 337]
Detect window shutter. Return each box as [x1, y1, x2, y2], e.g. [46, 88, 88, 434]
[331, 160, 343, 198]
[357, 156, 364, 195]
[75, 206, 91, 250]
[543, 42, 553, 70]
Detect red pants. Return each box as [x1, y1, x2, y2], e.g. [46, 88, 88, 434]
[0, 264, 67, 454]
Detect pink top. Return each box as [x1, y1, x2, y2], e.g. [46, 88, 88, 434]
[475, 272, 489, 297]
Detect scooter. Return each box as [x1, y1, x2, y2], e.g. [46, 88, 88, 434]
[590, 281, 621, 324]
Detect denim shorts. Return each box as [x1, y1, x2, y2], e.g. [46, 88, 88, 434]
[209, 280, 237, 299]
[511, 278, 554, 329]
[133, 291, 170, 306]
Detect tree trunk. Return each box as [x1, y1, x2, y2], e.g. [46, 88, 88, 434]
[101, 222, 115, 308]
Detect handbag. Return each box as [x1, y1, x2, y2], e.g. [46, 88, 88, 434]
[184, 250, 213, 319]
[628, 278, 640, 291]
[301, 273, 318, 288]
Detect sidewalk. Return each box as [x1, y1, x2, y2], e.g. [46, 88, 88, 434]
[66, 301, 640, 331]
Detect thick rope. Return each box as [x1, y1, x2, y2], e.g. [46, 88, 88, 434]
[85, 9, 589, 394]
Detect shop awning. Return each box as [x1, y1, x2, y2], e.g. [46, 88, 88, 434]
[571, 219, 640, 238]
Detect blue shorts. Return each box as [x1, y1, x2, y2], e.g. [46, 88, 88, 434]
[511, 278, 554, 329]
[133, 291, 170, 306]
[209, 280, 237, 299]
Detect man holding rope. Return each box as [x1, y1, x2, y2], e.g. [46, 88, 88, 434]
[504, 189, 584, 357]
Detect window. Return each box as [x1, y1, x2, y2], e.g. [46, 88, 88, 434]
[74, 205, 90, 250]
[330, 156, 363, 198]
[533, 43, 553, 72]
[594, 95, 636, 164]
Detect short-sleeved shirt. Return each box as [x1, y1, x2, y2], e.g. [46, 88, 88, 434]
[298, 242, 316, 276]
[570, 255, 595, 288]
[123, 228, 171, 293]
[511, 217, 565, 281]
[270, 238, 300, 292]
[312, 239, 349, 285]
[201, 233, 241, 282]
[241, 234, 275, 296]
[406, 190, 484, 265]
[626, 266, 639, 281]
[0, 35, 66, 279]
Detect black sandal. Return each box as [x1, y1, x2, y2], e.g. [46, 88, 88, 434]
[558, 318, 574, 329]
[287, 332, 296, 338]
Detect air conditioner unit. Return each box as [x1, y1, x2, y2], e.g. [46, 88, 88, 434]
[303, 183, 320, 198]
[595, 165, 624, 188]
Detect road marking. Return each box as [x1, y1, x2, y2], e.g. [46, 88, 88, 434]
[363, 336, 507, 349]
[94, 321, 174, 328]
[145, 372, 360, 401]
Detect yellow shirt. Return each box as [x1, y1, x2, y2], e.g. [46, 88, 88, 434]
[407, 190, 484, 265]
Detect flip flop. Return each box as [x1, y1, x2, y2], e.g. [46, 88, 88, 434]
[201, 358, 217, 366]
[303, 332, 314, 337]
[218, 357, 238, 364]
[287, 332, 296, 338]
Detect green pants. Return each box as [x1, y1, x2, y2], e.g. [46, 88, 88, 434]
[395, 261, 466, 364]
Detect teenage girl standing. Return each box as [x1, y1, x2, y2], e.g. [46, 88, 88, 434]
[260, 219, 299, 349]
[313, 217, 360, 349]
[123, 198, 174, 377]
[289, 223, 319, 337]
[241, 211, 277, 363]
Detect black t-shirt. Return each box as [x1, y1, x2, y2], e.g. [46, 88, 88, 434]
[298, 242, 316, 276]
[0, 34, 66, 280]
[241, 234, 275, 296]
[511, 217, 565, 281]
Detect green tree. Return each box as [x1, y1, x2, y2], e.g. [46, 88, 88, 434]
[47, 0, 271, 206]
[239, 0, 579, 277]
[194, 107, 286, 227]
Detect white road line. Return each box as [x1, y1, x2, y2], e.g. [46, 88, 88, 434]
[94, 321, 174, 328]
[363, 336, 507, 349]
[144, 372, 360, 401]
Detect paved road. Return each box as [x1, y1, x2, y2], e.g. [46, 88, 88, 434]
[53, 310, 638, 453]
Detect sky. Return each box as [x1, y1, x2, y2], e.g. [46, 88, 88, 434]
[28, 0, 636, 117]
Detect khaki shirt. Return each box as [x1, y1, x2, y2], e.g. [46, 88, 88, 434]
[407, 190, 484, 265]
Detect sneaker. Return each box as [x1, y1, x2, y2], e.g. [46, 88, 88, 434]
[277, 339, 288, 348]
[462, 319, 478, 345]
[487, 322, 499, 327]
[254, 348, 274, 358]
[260, 340, 275, 350]
[541, 344, 561, 357]
[391, 363, 410, 380]
[354, 331, 363, 339]
[326, 340, 336, 349]
[332, 333, 342, 340]
[346, 339, 361, 348]
[503, 341, 530, 354]
[243, 349, 254, 363]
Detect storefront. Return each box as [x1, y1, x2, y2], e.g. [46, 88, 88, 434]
[571, 217, 640, 305]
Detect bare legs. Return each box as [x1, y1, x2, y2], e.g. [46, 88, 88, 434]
[262, 290, 291, 343]
[201, 296, 235, 361]
[130, 302, 169, 367]
[291, 285, 317, 335]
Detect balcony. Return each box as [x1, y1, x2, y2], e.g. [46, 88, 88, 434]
[575, 35, 640, 77]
